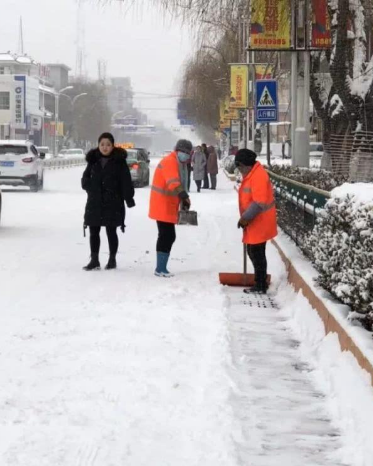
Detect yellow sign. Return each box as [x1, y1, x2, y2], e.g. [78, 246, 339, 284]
[255, 65, 273, 80]
[219, 96, 239, 130]
[230, 65, 248, 109]
[250, 0, 291, 49]
[116, 143, 134, 149]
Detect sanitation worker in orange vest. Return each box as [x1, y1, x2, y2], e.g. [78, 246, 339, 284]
[149, 139, 193, 277]
[235, 149, 277, 294]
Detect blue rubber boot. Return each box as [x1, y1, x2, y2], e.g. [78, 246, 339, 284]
[155, 252, 174, 278]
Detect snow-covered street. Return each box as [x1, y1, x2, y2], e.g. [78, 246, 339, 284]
[0, 162, 363, 465]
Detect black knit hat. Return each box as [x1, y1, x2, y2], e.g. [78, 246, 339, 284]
[98, 132, 115, 145]
[175, 139, 193, 155]
[235, 149, 257, 166]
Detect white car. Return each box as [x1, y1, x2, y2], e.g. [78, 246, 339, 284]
[310, 142, 324, 158]
[0, 140, 45, 192]
[36, 146, 54, 160]
[65, 148, 85, 159]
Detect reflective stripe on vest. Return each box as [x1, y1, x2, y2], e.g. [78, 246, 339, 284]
[166, 177, 180, 186]
[242, 187, 252, 193]
[257, 200, 276, 212]
[151, 185, 179, 197]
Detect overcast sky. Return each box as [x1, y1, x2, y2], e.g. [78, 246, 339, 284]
[0, 0, 194, 124]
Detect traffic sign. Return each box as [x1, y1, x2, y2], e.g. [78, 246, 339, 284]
[255, 80, 278, 123]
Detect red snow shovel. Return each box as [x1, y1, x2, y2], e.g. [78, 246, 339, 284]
[219, 244, 271, 287]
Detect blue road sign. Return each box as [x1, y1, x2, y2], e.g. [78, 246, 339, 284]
[255, 80, 278, 123]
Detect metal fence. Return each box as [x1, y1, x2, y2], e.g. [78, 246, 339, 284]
[268, 170, 330, 248]
[323, 131, 373, 182]
[43, 157, 86, 169]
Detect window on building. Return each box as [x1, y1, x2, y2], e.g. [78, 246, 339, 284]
[0, 67, 5, 75]
[0, 92, 10, 110]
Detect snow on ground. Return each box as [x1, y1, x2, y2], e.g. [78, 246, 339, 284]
[0, 161, 372, 465]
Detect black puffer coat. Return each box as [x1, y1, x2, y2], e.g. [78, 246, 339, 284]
[82, 147, 135, 228]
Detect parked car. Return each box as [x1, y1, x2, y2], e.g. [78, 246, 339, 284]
[58, 149, 68, 158]
[310, 142, 324, 158]
[126, 148, 150, 187]
[0, 140, 45, 192]
[134, 147, 150, 162]
[36, 146, 54, 160]
[65, 148, 85, 159]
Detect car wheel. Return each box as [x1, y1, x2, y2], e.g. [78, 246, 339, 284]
[30, 175, 39, 192]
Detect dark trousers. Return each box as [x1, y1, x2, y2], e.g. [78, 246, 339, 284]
[187, 164, 192, 191]
[89, 226, 118, 256]
[195, 180, 202, 192]
[203, 170, 209, 188]
[210, 174, 217, 189]
[156, 221, 176, 254]
[247, 242, 267, 285]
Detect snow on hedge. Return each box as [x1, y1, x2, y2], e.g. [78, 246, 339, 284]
[304, 183, 373, 330]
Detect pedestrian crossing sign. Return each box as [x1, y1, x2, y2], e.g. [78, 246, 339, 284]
[256, 80, 278, 122]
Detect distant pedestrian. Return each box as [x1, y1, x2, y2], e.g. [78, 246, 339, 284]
[235, 149, 277, 294]
[207, 145, 219, 190]
[149, 139, 193, 277]
[201, 143, 210, 189]
[82, 132, 135, 271]
[192, 146, 206, 192]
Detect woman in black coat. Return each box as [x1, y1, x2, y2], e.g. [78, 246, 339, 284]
[82, 132, 135, 270]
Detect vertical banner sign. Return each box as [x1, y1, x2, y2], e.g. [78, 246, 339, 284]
[311, 0, 331, 48]
[250, 0, 291, 49]
[14, 76, 26, 129]
[219, 100, 230, 129]
[230, 65, 248, 109]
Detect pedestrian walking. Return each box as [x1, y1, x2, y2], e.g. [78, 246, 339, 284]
[235, 149, 277, 294]
[201, 143, 210, 189]
[81, 132, 135, 271]
[191, 146, 206, 192]
[207, 145, 219, 190]
[149, 139, 192, 277]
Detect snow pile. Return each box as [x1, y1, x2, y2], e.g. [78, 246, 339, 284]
[276, 282, 373, 466]
[304, 186, 373, 330]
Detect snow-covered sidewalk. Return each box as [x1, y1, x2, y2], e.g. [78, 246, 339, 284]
[0, 164, 368, 465]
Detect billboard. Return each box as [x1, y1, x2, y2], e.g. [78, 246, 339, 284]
[230, 65, 248, 109]
[311, 0, 332, 48]
[14, 76, 26, 130]
[219, 96, 239, 130]
[250, 0, 291, 49]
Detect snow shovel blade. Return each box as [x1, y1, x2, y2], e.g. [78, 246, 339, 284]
[178, 210, 198, 226]
[219, 273, 271, 287]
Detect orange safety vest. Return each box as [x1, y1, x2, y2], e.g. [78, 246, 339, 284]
[238, 161, 277, 244]
[149, 151, 183, 224]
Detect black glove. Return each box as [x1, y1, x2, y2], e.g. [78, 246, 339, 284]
[178, 190, 189, 200]
[126, 199, 135, 208]
[182, 198, 191, 211]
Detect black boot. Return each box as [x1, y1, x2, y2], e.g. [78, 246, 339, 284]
[105, 255, 117, 270]
[244, 283, 267, 294]
[83, 253, 100, 271]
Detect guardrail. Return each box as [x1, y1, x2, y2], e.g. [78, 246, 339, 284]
[43, 157, 86, 169]
[268, 170, 331, 247]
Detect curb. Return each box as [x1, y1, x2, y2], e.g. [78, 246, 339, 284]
[272, 238, 373, 387]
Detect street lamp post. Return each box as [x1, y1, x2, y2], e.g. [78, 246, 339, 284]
[54, 86, 73, 156]
[59, 92, 88, 148]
